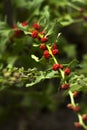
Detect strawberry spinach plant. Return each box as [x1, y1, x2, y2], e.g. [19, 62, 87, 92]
[0, 0, 87, 129]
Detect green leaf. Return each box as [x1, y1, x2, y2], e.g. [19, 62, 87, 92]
[26, 71, 44, 87]
[49, 0, 67, 6]
[72, 0, 87, 4]
[17, 22, 28, 31]
[70, 83, 82, 92]
[26, 69, 59, 87]
[45, 70, 59, 79]
[31, 54, 39, 62]
[13, 0, 44, 9]
[58, 15, 74, 26]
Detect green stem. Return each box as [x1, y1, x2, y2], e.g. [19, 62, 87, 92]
[78, 114, 87, 130]
[46, 41, 87, 130]
[46, 45, 58, 64]
[46, 44, 65, 80]
[69, 90, 75, 106]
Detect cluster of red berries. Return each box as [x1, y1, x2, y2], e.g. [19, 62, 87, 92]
[39, 34, 71, 91]
[61, 83, 70, 90]
[31, 23, 49, 44]
[52, 66, 71, 90]
[40, 42, 59, 59]
[66, 92, 87, 129]
[12, 21, 87, 130]
[12, 21, 71, 93]
[73, 91, 79, 98]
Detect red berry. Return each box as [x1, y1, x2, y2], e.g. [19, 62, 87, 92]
[67, 104, 80, 112]
[41, 37, 48, 43]
[74, 122, 82, 128]
[52, 43, 58, 49]
[67, 103, 73, 109]
[82, 114, 87, 121]
[73, 91, 79, 98]
[33, 23, 40, 30]
[13, 25, 21, 36]
[40, 44, 46, 50]
[21, 21, 28, 26]
[52, 64, 60, 71]
[64, 68, 71, 75]
[31, 30, 38, 38]
[61, 83, 70, 90]
[43, 50, 50, 59]
[73, 105, 80, 112]
[59, 64, 63, 69]
[52, 49, 59, 55]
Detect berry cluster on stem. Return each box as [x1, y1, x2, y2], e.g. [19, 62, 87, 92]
[12, 21, 87, 130]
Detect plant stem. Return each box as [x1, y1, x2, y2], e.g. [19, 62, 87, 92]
[46, 42, 87, 130]
[69, 90, 75, 106]
[46, 44, 65, 80]
[78, 114, 87, 130]
[46, 44, 58, 64]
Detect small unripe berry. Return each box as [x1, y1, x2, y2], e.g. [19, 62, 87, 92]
[59, 64, 63, 69]
[74, 122, 82, 128]
[67, 103, 73, 109]
[61, 83, 70, 90]
[73, 105, 80, 112]
[31, 30, 38, 38]
[41, 37, 48, 43]
[73, 91, 79, 98]
[82, 114, 87, 121]
[52, 49, 59, 55]
[13, 72, 20, 78]
[52, 64, 60, 71]
[33, 23, 40, 30]
[52, 43, 58, 49]
[13, 25, 21, 36]
[64, 68, 71, 75]
[4, 72, 11, 78]
[40, 44, 46, 50]
[43, 50, 50, 59]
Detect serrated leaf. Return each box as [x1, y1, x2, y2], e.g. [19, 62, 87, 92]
[26, 71, 44, 87]
[26, 69, 60, 87]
